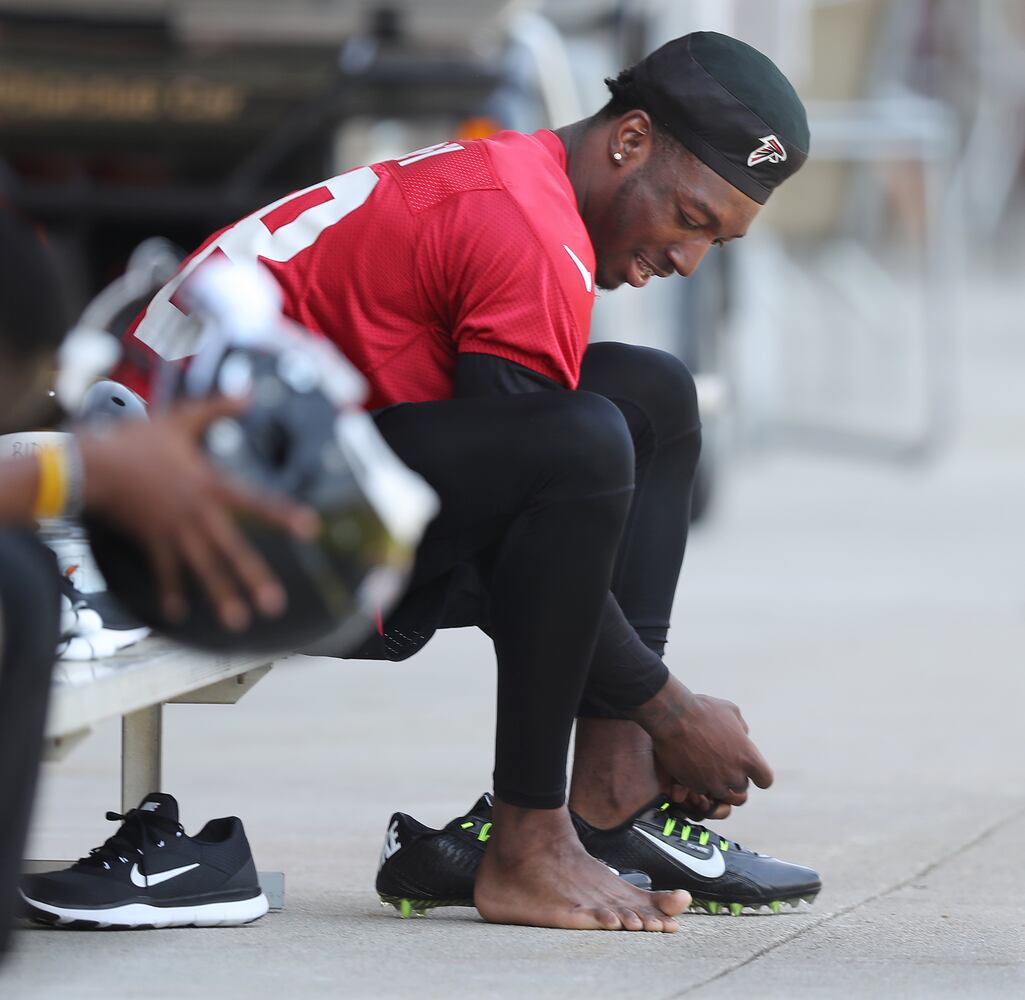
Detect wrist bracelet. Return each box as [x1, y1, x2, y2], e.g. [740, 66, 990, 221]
[32, 438, 85, 520]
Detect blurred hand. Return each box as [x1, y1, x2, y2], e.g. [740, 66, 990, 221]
[79, 396, 319, 631]
[631, 675, 774, 809]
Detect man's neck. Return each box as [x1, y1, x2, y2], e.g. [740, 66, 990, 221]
[554, 119, 599, 218]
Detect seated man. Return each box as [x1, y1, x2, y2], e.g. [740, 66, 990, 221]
[114, 32, 819, 931]
[0, 206, 315, 959]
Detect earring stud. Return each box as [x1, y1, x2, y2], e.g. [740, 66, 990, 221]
[612, 151, 623, 161]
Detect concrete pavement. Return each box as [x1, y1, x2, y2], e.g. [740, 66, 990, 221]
[3, 268, 1023, 998]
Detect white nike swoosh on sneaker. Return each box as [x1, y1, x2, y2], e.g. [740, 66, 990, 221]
[563, 244, 593, 293]
[130, 862, 199, 888]
[634, 827, 727, 878]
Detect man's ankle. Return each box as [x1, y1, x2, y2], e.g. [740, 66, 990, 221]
[486, 799, 579, 863]
[568, 718, 664, 828]
[569, 788, 655, 829]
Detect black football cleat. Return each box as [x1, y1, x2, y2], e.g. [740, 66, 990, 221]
[20, 793, 268, 928]
[375, 793, 652, 918]
[573, 796, 822, 915]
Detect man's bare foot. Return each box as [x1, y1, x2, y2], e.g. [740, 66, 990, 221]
[474, 798, 689, 931]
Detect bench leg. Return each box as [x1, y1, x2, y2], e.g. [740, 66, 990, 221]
[121, 704, 162, 813]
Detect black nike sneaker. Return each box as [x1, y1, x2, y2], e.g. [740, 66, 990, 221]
[375, 793, 652, 918]
[573, 796, 821, 915]
[20, 793, 268, 929]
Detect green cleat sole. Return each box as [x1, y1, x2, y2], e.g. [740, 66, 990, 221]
[690, 894, 818, 916]
[379, 894, 474, 918]
[380, 891, 819, 919]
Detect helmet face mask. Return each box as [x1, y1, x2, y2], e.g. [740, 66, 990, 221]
[86, 260, 437, 654]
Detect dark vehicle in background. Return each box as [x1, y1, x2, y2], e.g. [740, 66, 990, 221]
[0, 1, 524, 301]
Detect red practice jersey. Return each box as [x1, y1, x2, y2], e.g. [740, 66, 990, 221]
[116, 130, 597, 409]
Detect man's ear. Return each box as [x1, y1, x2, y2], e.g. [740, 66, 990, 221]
[611, 111, 654, 166]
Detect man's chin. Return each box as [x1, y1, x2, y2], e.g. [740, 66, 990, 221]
[595, 272, 623, 292]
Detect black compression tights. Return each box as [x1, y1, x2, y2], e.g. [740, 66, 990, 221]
[350, 343, 701, 808]
[577, 343, 702, 716]
[0, 529, 60, 958]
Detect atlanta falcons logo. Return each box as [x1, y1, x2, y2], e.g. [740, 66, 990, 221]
[747, 134, 787, 167]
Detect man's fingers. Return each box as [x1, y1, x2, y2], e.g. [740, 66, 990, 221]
[681, 793, 731, 821]
[178, 526, 251, 631]
[170, 395, 248, 437]
[218, 478, 320, 540]
[200, 503, 287, 618]
[720, 788, 748, 807]
[670, 787, 712, 811]
[666, 786, 734, 821]
[748, 745, 775, 789]
[148, 539, 186, 623]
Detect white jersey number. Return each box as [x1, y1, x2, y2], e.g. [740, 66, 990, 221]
[136, 166, 379, 361]
[136, 139, 465, 362]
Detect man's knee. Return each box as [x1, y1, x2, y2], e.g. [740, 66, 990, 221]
[582, 343, 701, 447]
[541, 391, 635, 500]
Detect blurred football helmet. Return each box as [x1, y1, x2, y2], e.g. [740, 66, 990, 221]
[79, 379, 149, 427]
[85, 260, 437, 653]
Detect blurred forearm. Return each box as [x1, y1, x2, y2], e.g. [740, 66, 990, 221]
[0, 457, 42, 523]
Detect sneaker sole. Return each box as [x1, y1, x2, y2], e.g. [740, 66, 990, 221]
[20, 890, 269, 929]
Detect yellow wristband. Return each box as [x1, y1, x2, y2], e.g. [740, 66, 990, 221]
[33, 445, 68, 519]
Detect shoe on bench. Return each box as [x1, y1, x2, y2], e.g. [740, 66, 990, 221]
[375, 793, 652, 918]
[20, 793, 268, 929]
[573, 796, 822, 916]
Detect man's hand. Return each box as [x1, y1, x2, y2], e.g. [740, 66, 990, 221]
[662, 786, 733, 822]
[78, 396, 319, 631]
[630, 675, 774, 809]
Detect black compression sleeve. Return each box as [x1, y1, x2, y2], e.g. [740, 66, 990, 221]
[454, 353, 564, 397]
[577, 592, 669, 717]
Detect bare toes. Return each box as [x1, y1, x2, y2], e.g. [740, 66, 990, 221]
[641, 913, 666, 932]
[636, 901, 681, 932]
[619, 908, 644, 931]
[594, 906, 622, 930]
[655, 889, 690, 916]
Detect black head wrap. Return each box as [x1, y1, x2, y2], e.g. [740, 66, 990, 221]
[629, 31, 810, 204]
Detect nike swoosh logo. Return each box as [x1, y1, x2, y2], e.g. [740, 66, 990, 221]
[563, 244, 593, 293]
[634, 827, 726, 878]
[130, 862, 199, 888]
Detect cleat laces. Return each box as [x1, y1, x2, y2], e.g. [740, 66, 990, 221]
[657, 800, 739, 853]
